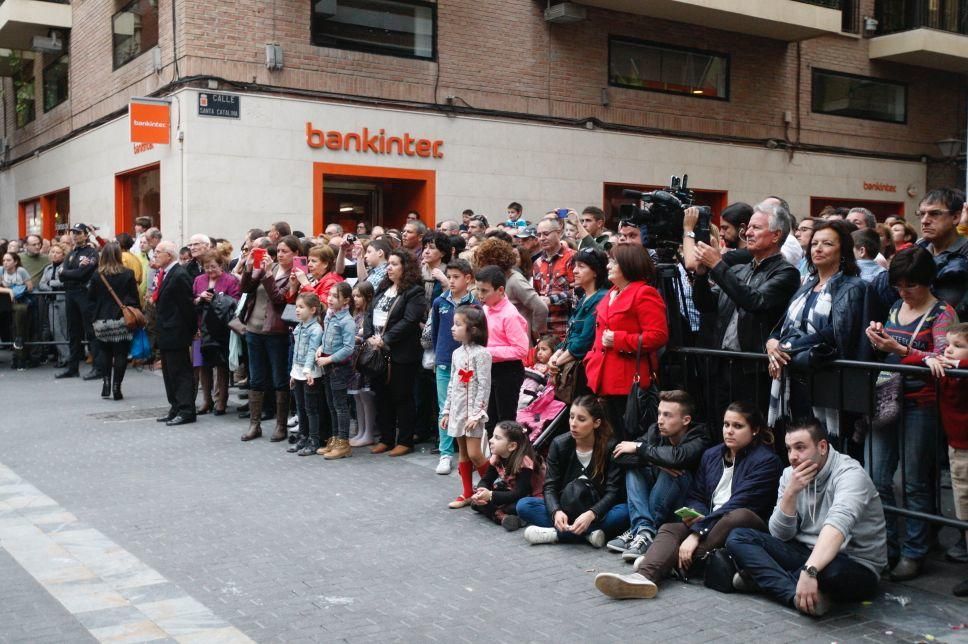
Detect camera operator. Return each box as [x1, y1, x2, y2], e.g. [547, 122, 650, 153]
[690, 202, 801, 420]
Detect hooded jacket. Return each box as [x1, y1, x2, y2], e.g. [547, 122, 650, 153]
[769, 448, 887, 576]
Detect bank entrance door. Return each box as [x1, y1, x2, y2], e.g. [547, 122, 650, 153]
[324, 182, 384, 233]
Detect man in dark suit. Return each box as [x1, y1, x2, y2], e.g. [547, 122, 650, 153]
[152, 241, 197, 426]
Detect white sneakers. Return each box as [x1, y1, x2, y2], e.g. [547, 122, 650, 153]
[286, 414, 299, 428]
[586, 529, 606, 549]
[594, 572, 658, 599]
[524, 526, 559, 545]
[435, 454, 452, 475]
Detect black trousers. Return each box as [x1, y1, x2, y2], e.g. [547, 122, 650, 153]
[486, 360, 525, 434]
[162, 347, 195, 419]
[373, 361, 417, 447]
[65, 289, 98, 370]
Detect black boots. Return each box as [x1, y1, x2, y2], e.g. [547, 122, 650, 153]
[101, 377, 111, 399]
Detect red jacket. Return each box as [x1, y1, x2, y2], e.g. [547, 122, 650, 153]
[583, 281, 668, 396]
[941, 359, 968, 449]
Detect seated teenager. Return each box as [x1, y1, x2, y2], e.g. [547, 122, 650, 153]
[725, 418, 886, 617]
[595, 401, 782, 599]
[517, 396, 629, 548]
[470, 421, 544, 532]
[607, 390, 712, 560]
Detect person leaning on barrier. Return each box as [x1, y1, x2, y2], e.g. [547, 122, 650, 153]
[725, 418, 886, 617]
[55, 224, 101, 380]
[690, 202, 801, 417]
[765, 220, 869, 439]
[865, 246, 957, 581]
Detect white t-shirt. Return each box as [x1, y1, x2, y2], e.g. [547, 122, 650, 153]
[576, 448, 593, 478]
[711, 461, 735, 511]
[372, 286, 398, 332]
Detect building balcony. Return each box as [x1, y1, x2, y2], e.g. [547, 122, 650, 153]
[0, 0, 70, 51]
[869, 0, 968, 72]
[573, 0, 845, 41]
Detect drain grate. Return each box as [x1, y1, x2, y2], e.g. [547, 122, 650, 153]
[87, 406, 171, 422]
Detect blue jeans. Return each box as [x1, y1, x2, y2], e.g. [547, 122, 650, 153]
[435, 365, 456, 457]
[245, 332, 290, 391]
[726, 528, 880, 607]
[515, 497, 629, 543]
[292, 379, 320, 446]
[324, 364, 352, 440]
[868, 402, 938, 559]
[626, 467, 693, 537]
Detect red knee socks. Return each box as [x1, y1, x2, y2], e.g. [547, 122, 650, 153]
[476, 462, 489, 478]
[458, 461, 473, 499]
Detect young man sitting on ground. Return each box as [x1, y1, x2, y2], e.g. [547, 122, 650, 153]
[725, 418, 887, 616]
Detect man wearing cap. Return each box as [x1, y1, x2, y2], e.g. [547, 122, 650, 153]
[56, 224, 101, 379]
[515, 226, 540, 258]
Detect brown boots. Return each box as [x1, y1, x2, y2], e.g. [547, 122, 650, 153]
[324, 438, 352, 460]
[240, 390, 264, 441]
[270, 391, 289, 442]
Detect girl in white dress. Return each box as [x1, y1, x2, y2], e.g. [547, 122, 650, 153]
[441, 305, 492, 508]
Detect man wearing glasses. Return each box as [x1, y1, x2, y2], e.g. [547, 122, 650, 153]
[916, 187, 968, 319]
[185, 234, 212, 280]
[532, 218, 575, 342]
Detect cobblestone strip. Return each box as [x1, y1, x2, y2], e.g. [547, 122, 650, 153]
[0, 461, 254, 644]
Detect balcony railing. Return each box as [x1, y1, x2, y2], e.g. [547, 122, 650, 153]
[877, 0, 968, 36]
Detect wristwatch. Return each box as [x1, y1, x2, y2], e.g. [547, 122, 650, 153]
[684, 231, 696, 238]
[801, 564, 819, 578]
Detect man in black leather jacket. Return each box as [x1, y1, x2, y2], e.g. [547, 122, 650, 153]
[692, 203, 801, 418]
[606, 390, 711, 560]
[56, 224, 101, 379]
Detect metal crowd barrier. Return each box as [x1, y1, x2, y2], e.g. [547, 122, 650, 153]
[0, 290, 76, 348]
[663, 346, 968, 531]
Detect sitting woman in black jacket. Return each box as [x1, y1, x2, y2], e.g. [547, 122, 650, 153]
[88, 242, 141, 401]
[594, 401, 782, 599]
[363, 249, 428, 457]
[516, 396, 629, 548]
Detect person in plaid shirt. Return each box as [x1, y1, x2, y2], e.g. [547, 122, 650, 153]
[532, 218, 575, 343]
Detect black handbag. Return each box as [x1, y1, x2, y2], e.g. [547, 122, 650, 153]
[355, 290, 403, 384]
[559, 477, 600, 522]
[702, 548, 738, 594]
[615, 335, 660, 466]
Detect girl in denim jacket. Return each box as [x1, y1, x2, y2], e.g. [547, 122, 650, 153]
[316, 282, 358, 460]
[288, 293, 324, 456]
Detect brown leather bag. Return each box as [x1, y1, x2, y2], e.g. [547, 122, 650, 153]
[100, 273, 146, 330]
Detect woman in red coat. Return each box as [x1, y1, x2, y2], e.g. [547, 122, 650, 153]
[584, 244, 669, 440]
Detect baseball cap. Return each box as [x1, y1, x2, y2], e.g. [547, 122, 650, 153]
[515, 226, 537, 239]
[70, 223, 91, 234]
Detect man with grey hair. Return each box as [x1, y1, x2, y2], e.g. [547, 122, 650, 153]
[324, 223, 343, 237]
[532, 217, 575, 342]
[402, 220, 427, 262]
[185, 233, 211, 280]
[438, 219, 460, 235]
[761, 197, 803, 267]
[846, 207, 876, 232]
[692, 203, 800, 417]
[153, 240, 197, 426]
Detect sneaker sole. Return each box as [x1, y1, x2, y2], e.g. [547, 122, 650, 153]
[595, 574, 657, 599]
[621, 550, 645, 562]
[605, 543, 630, 554]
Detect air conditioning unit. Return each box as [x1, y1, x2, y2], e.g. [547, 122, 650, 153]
[265, 43, 283, 71]
[544, 2, 587, 23]
[32, 32, 63, 55]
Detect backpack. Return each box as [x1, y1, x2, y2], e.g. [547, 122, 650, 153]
[516, 385, 566, 442]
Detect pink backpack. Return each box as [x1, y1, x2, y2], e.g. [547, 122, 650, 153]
[516, 385, 567, 442]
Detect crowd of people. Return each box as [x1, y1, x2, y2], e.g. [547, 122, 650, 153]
[2, 190, 968, 613]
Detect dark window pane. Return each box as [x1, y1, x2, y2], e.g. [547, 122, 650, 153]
[14, 69, 35, 128]
[113, 0, 160, 69]
[43, 54, 69, 112]
[609, 37, 728, 100]
[311, 0, 435, 60]
[812, 69, 906, 124]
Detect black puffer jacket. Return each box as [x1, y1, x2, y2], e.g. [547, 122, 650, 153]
[543, 433, 623, 521]
[363, 283, 427, 364]
[634, 422, 711, 472]
[693, 253, 800, 368]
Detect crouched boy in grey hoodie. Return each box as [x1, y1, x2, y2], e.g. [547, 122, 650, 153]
[725, 418, 887, 616]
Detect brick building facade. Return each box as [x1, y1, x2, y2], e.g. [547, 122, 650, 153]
[0, 0, 964, 242]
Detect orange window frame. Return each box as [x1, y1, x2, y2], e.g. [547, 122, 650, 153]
[115, 162, 160, 235]
[18, 189, 67, 239]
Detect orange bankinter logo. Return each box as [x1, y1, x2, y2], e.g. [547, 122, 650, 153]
[306, 123, 443, 159]
[130, 101, 171, 145]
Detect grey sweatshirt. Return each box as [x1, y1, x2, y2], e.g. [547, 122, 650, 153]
[769, 448, 887, 576]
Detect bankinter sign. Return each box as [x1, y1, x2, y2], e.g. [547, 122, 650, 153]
[306, 123, 443, 158]
[130, 100, 171, 145]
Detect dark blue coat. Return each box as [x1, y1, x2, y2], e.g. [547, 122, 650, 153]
[685, 442, 782, 539]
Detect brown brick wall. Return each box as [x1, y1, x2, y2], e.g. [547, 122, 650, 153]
[4, 0, 965, 167]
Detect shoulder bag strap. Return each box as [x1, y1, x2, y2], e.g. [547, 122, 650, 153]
[631, 334, 643, 385]
[99, 272, 126, 311]
[906, 301, 935, 351]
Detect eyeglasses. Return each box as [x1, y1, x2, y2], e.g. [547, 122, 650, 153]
[917, 209, 950, 218]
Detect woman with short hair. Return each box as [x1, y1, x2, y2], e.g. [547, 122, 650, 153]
[193, 249, 241, 415]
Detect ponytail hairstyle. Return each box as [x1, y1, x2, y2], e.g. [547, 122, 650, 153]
[331, 281, 354, 315]
[724, 400, 774, 446]
[570, 395, 613, 481]
[455, 304, 488, 346]
[493, 421, 539, 478]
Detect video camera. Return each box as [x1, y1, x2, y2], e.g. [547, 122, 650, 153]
[619, 175, 712, 250]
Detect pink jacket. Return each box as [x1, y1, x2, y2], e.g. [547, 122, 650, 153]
[484, 296, 530, 363]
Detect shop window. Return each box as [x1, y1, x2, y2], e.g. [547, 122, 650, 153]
[43, 54, 69, 112]
[13, 68, 35, 128]
[18, 189, 69, 240]
[609, 37, 729, 100]
[311, 0, 436, 60]
[812, 69, 906, 124]
[113, 0, 160, 70]
[115, 163, 160, 236]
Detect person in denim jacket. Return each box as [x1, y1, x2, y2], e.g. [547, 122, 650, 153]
[316, 282, 358, 460]
[288, 293, 324, 456]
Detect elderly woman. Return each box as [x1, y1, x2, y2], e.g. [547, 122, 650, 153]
[193, 250, 241, 415]
[766, 220, 868, 438]
[584, 244, 669, 440]
[866, 247, 957, 582]
[292, 243, 344, 303]
[548, 247, 609, 400]
[474, 237, 548, 338]
[239, 235, 298, 442]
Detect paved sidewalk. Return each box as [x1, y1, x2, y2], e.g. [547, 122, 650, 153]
[0, 363, 966, 643]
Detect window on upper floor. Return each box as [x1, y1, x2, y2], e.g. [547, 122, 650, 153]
[310, 0, 436, 61]
[811, 69, 906, 124]
[43, 54, 69, 112]
[13, 68, 36, 129]
[113, 0, 159, 70]
[608, 36, 729, 101]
